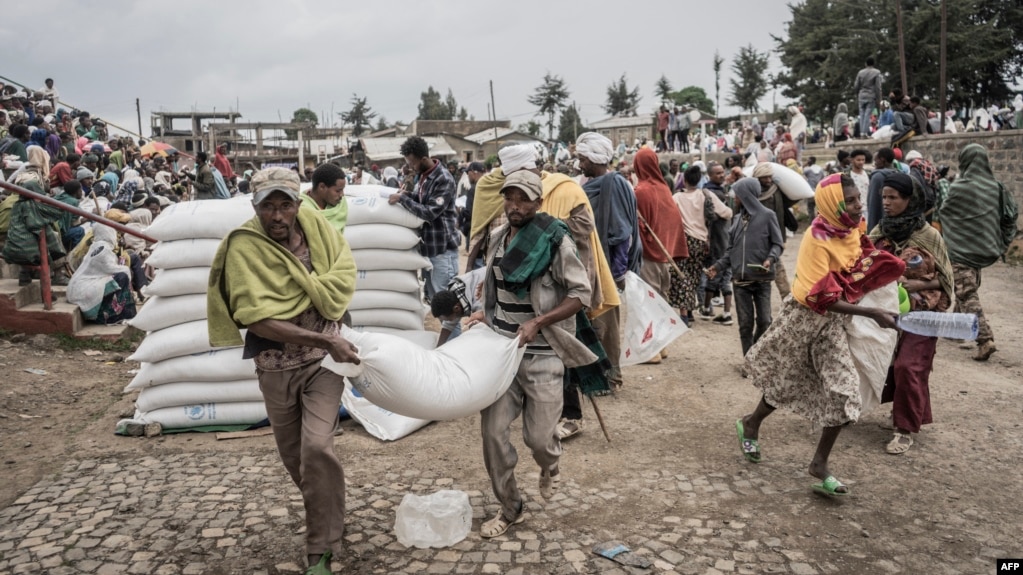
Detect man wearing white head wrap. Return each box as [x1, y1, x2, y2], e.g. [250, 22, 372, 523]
[498, 143, 538, 175]
[575, 132, 641, 389]
[574, 132, 614, 165]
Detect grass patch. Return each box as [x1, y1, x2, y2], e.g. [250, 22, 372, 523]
[52, 331, 142, 353]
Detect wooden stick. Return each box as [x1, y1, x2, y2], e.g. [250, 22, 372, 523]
[588, 394, 612, 443]
[637, 213, 686, 278]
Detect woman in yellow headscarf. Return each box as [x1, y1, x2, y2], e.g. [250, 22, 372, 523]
[734, 173, 905, 497]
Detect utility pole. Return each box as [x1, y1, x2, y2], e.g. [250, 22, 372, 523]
[573, 100, 578, 141]
[939, 0, 947, 133]
[895, 0, 909, 96]
[135, 97, 143, 136]
[490, 80, 499, 152]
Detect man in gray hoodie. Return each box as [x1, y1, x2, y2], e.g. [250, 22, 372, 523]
[706, 178, 784, 357]
[853, 57, 883, 138]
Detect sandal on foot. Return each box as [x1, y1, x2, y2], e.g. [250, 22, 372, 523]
[304, 551, 332, 575]
[735, 419, 761, 463]
[556, 418, 582, 440]
[539, 469, 561, 500]
[811, 476, 850, 497]
[886, 432, 913, 455]
[480, 511, 526, 538]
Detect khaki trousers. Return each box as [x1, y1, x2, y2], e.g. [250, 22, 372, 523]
[258, 362, 345, 556]
[639, 260, 672, 303]
[481, 354, 564, 521]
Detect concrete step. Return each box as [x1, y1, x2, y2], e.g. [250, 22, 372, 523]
[0, 278, 42, 309]
[76, 323, 141, 342]
[0, 260, 19, 280]
[0, 301, 83, 335]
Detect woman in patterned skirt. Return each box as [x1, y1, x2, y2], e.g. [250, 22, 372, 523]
[734, 174, 904, 496]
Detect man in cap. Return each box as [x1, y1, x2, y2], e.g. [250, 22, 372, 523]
[389, 136, 460, 301]
[474, 170, 595, 539]
[575, 132, 641, 389]
[190, 151, 216, 200]
[207, 167, 358, 575]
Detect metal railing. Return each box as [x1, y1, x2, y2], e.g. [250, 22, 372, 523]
[0, 180, 157, 311]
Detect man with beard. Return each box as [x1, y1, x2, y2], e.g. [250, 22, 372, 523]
[474, 170, 594, 539]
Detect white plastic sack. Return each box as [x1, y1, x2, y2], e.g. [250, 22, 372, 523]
[353, 249, 431, 272]
[346, 195, 425, 228]
[872, 125, 894, 141]
[126, 348, 256, 391]
[129, 294, 208, 332]
[845, 282, 900, 416]
[129, 320, 241, 364]
[135, 379, 262, 413]
[323, 324, 525, 421]
[394, 490, 472, 549]
[354, 327, 438, 349]
[146, 239, 224, 269]
[344, 224, 420, 251]
[349, 308, 425, 331]
[619, 272, 689, 366]
[348, 290, 425, 312]
[146, 196, 255, 241]
[142, 267, 211, 298]
[343, 184, 394, 198]
[355, 269, 421, 293]
[742, 163, 815, 200]
[132, 401, 267, 429]
[341, 383, 431, 441]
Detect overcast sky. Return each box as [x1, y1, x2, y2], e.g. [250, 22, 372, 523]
[2, 0, 792, 139]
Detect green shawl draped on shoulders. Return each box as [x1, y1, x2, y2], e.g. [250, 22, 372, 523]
[207, 208, 356, 348]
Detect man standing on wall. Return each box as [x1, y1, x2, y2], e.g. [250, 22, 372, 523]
[853, 57, 883, 139]
[390, 136, 460, 301]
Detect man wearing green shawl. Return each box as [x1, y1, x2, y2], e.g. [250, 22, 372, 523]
[301, 163, 348, 234]
[475, 171, 596, 539]
[207, 167, 358, 575]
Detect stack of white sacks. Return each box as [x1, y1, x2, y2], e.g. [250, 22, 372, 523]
[119, 188, 439, 439]
[121, 197, 261, 430]
[336, 185, 438, 440]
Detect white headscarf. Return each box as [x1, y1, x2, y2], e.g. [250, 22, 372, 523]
[575, 132, 614, 165]
[66, 225, 129, 319]
[498, 144, 537, 174]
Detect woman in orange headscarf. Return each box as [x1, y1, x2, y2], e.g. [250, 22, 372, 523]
[734, 173, 905, 497]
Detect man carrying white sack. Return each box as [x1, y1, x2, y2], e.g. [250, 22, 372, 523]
[207, 167, 359, 575]
[471, 170, 596, 538]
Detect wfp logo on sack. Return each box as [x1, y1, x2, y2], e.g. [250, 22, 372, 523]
[184, 404, 215, 421]
[641, 323, 655, 344]
[348, 197, 373, 207]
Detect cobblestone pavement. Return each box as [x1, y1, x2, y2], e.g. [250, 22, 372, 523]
[0, 443, 1013, 575]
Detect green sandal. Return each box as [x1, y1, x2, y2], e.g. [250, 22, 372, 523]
[811, 476, 850, 497]
[735, 419, 761, 463]
[305, 551, 333, 575]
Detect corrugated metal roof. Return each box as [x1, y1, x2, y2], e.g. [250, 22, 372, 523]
[359, 137, 456, 161]
[461, 127, 543, 144]
[589, 114, 655, 129]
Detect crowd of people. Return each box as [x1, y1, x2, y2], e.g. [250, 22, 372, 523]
[2, 74, 1019, 574]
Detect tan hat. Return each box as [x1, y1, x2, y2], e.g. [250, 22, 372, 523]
[250, 167, 301, 205]
[500, 170, 542, 201]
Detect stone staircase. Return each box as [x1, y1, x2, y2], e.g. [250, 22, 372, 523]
[0, 259, 138, 340]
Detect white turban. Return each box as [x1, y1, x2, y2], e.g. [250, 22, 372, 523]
[498, 143, 537, 174]
[575, 132, 614, 165]
[904, 150, 922, 162]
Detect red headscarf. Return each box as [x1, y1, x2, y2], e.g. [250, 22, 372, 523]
[632, 148, 688, 262]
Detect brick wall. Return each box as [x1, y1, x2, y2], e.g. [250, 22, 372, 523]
[804, 129, 1023, 260]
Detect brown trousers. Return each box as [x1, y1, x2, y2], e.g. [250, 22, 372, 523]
[258, 362, 345, 556]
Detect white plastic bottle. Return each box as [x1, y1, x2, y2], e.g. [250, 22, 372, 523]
[897, 311, 978, 340]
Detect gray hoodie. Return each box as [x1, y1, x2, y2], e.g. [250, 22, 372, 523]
[712, 178, 784, 283]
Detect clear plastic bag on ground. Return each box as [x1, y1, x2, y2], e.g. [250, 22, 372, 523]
[394, 490, 472, 549]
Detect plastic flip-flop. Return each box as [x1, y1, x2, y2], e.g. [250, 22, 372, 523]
[735, 419, 761, 463]
[304, 551, 333, 575]
[811, 475, 850, 497]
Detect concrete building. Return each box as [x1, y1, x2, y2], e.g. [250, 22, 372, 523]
[589, 114, 655, 148]
[442, 127, 546, 163]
